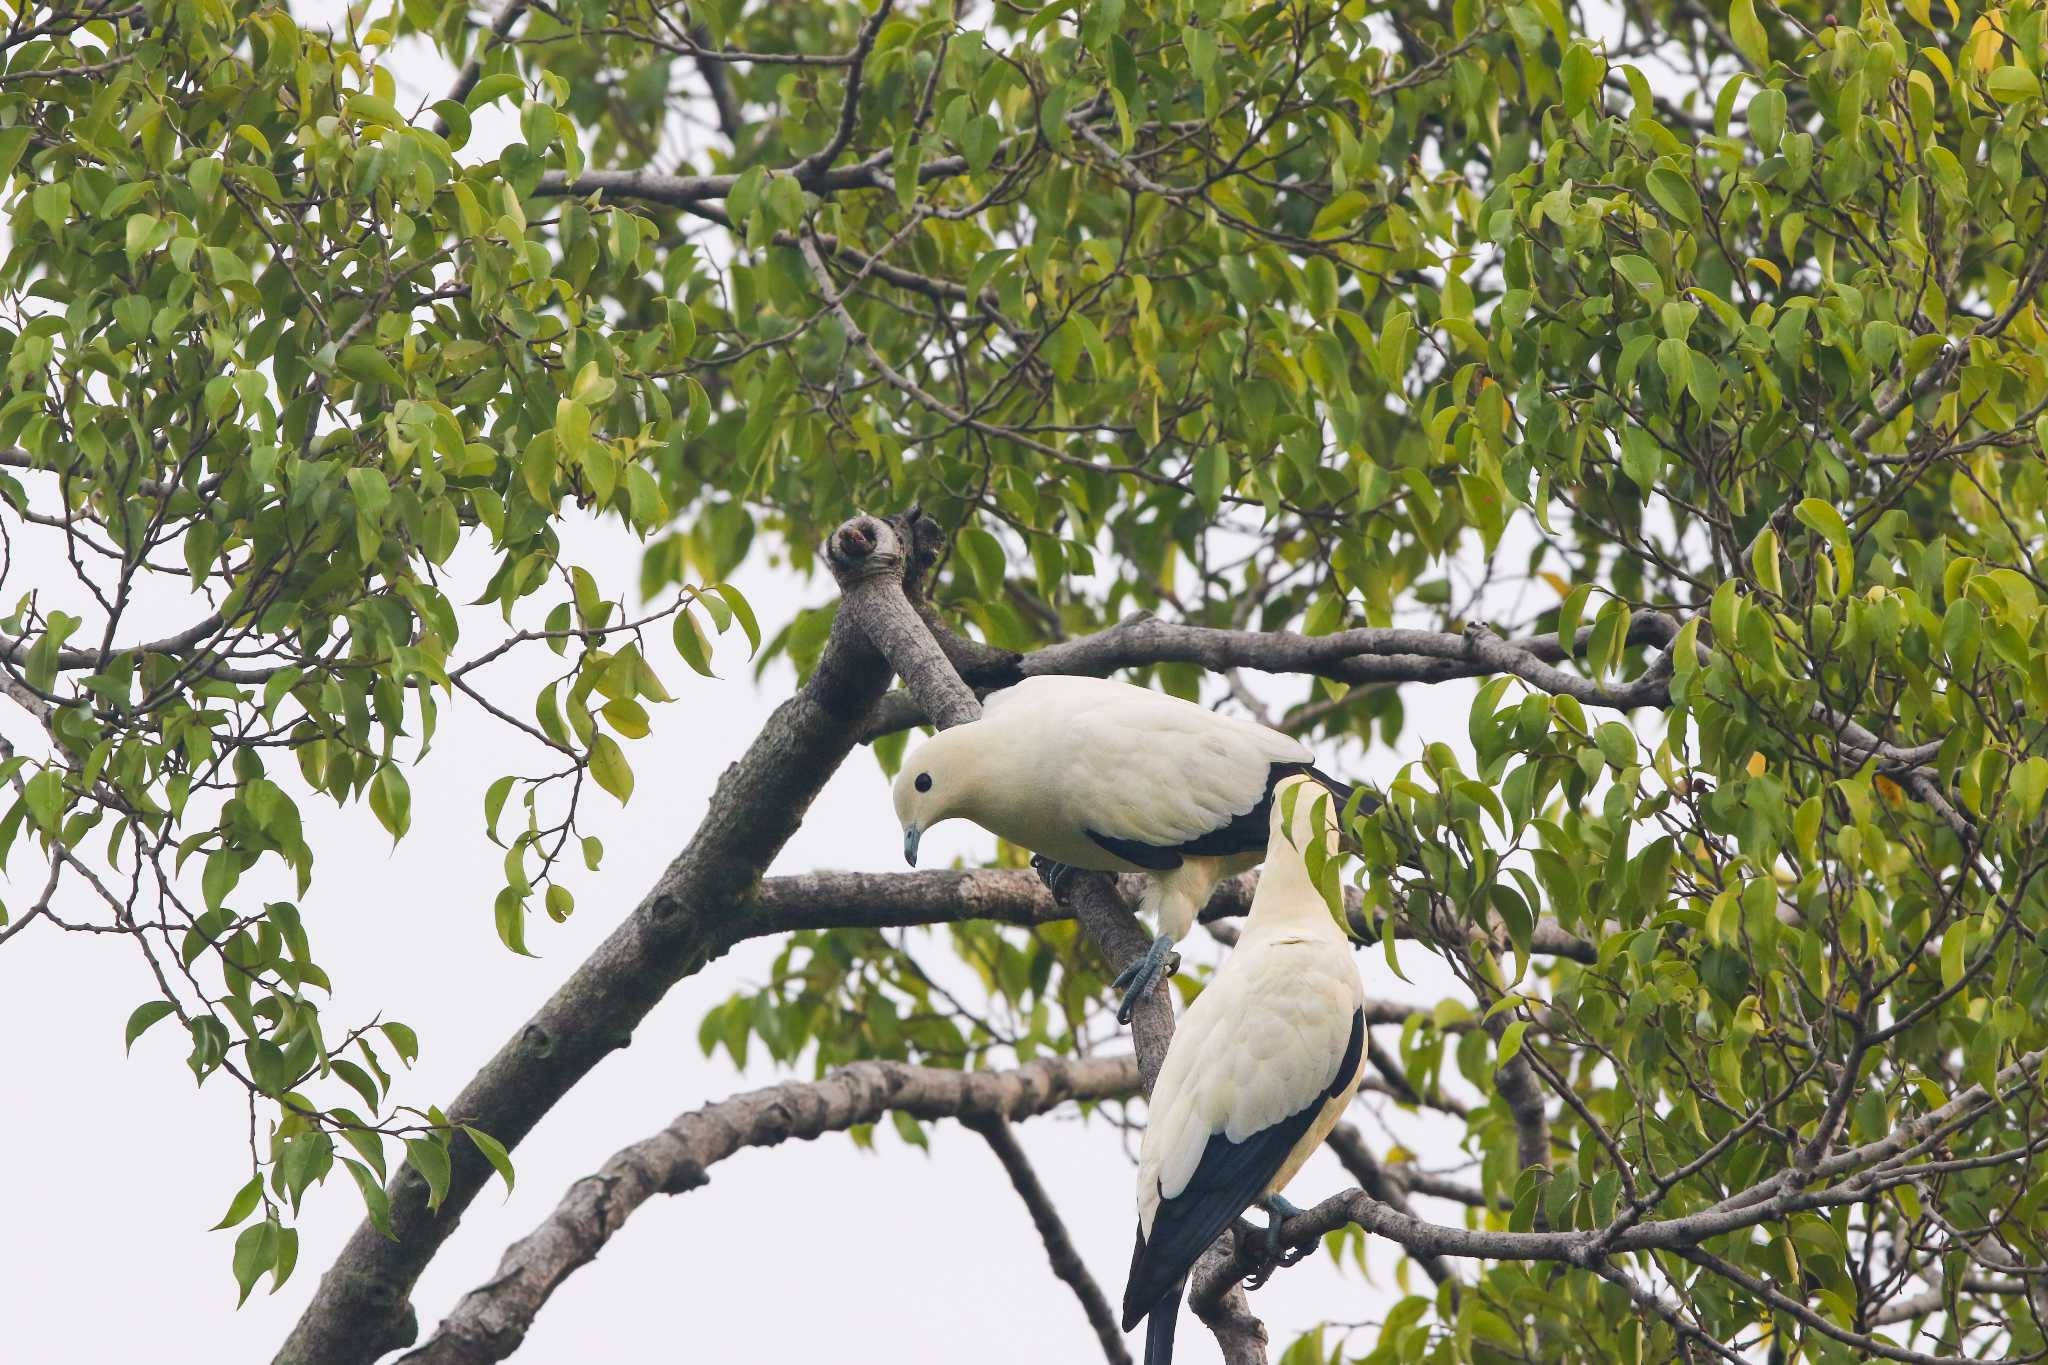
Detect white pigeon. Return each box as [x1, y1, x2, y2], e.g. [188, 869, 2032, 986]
[891, 674, 1364, 1019]
[1122, 776, 1367, 1364]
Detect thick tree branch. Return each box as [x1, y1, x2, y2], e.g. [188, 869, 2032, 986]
[859, 610, 1685, 740]
[279, 513, 923, 1365]
[968, 1118, 1132, 1365]
[405, 1055, 1139, 1364]
[1187, 1239, 1270, 1365]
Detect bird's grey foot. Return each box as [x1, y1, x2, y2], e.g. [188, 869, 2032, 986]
[1261, 1194, 1310, 1267]
[1030, 855, 1081, 898]
[1111, 932, 1180, 1026]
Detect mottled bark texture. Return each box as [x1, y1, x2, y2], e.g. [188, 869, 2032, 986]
[400, 1055, 1138, 1364]
[278, 513, 930, 1365]
[860, 610, 1687, 740]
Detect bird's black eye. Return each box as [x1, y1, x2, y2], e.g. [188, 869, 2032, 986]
[915, 772, 932, 793]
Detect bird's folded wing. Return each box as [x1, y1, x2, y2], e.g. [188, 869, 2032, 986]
[1059, 696, 1310, 850]
[1125, 1003, 1365, 1325]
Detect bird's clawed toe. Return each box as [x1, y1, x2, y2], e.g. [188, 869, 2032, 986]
[1258, 1195, 1310, 1274]
[1112, 933, 1178, 1025]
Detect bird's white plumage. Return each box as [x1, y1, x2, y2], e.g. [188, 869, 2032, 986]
[981, 676, 1309, 847]
[1134, 781, 1365, 1238]
[894, 676, 1315, 940]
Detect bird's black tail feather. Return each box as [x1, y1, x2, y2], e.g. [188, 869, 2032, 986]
[1143, 1281, 1184, 1365]
[1305, 764, 1380, 817]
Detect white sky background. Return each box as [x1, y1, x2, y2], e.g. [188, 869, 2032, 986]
[0, 5, 1508, 1361]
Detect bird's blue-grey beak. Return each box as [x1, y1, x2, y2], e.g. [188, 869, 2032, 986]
[902, 826, 921, 867]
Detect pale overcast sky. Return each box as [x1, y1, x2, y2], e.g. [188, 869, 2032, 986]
[0, 8, 1486, 1361]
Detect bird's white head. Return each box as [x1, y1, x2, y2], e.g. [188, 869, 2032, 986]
[1268, 773, 1343, 868]
[892, 727, 985, 867]
[1243, 774, 1351, 936]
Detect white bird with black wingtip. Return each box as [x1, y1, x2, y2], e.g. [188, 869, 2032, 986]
[891, 674, 1369, 1021]
[1122, 774, 1367, 1364]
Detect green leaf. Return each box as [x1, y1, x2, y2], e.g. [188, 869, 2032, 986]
[712, 583, 761, 656]
[381, 1021, 420, 1064]
[1498, 1020, 1530, 1069]
[1195, 447, 1229, 515]
[1794, 498, 1854, 584]
[1645, 168, 1701, 224]
[673, 607, 715, 678]
[212, 1176, 264, 1230]
[337, 345, 404, 388]
[1940, 919, 1969, 993]
[1594, 721, 1636, 769]
[493, 887, 533, 957]
[369, 766, 411, 841]
[483, 774, 516, 844]
[232, 1220, 277, 1306]
[405, 1138, 452, 1212]
[345, 92, 406, 128]
[0, 128, 31, 183]
[462, 1126, 517, 1196]
[1560, 43, 1606, 114]
[957, 526, 1006, 598]
[1729, 0, 1769, 68]
[465, 72, 523, 109]
[341, 1158, 395, 1239]
[124, 999, 177, 1054]
[1750, 528, 1783, 596]
[1556, 583, 1593, 657]
[1987, 65, 2041, 101]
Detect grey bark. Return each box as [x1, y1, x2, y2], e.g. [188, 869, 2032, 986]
[277, 513, 925, 1365]
[859, 610, 1687, 740]
[402, 1055, 1138, 1364]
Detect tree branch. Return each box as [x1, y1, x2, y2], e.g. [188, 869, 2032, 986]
[404, 1055, 1139, 1364]
[967, 1117, 1132, 1365]
[1189, 1046, 2048, 1358]
[1324, 1123, 1454, 1284]
[278, 513, 923, 1365]
[859, 610, 1685, 740]
[1187, 1238, 1270, 1365]
[788, 0, 893, 185]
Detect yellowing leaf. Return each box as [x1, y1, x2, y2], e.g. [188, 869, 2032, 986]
[588, 733, 634, 803]
[1746, 751, 1767, 778]
[1969, 17, 2002, 71]
[1746, 256, 1782, 286]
